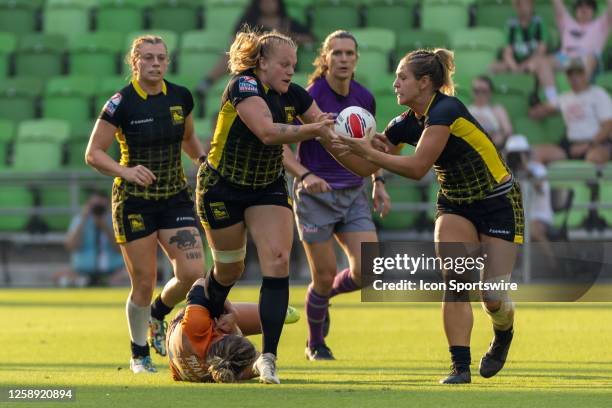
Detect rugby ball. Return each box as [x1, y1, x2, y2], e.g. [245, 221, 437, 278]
[334, 106, 376, 141]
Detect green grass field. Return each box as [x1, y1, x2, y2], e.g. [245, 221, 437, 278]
[1, 286, 611, 407]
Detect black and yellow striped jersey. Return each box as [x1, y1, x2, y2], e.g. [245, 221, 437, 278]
[385, 92, 512, 204]
[208, 69, 313, 188]
[99, 79, 194, 200]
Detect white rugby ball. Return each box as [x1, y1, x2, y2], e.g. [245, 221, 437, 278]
[334, 106, 376, 141]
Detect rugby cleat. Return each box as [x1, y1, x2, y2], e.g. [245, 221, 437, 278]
[284, 305, 300, 324]
[253, 353, 280, 384]
[479, 328, 514, 378]
[148, 317, 168, 356]
[130, 356, 157, 374]
[305, 342, 335, 361]
[439, 364, 471, 384]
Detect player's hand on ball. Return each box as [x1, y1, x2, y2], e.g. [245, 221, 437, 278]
[332, 135, 375, 158]
[121, 165, 156, 187]
[372, 133, 390, 153]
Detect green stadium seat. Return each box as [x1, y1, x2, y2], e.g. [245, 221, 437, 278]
[453, 48, 497, 89]
[177, 30, 227, 81]
[15, 34, 67, 79]
[0, 185, 33, 231]
[17, 119, 71, 144]
[451, 27, 505, 52]
[205, 75, 231, 118]
[396, 29, 450, 57]
[193, 117, 214, 140]
[12, 140, 64, 171]
[555, 72, 572, 93]
[490, 73, 535, 120]
[297, 42, 318, 73]
[373, 90, 403, 131]
[150, 0, 202, 34]
[311, 0, 361, 41]
[66, 138, 90, 169]
[286, 0, 310, 25]
[474, 0, 515, 29]
[353, 28, 396, 53]
[543, 114, 565, 144]
[547, 160, 596, 228]
[533, 1, 555, 29]
[0, 119, 14, 168]
[0, 77, 44, 122]
[375, 179, 422, 229]
[421, 0, 469, 36]
[43, 76, 98, 130]
[291, 72, 309, 88]
[95, 75, 130, 112]
[0, 0, 39, 36]
[96, 0, 147, 34]
[44, 0, 92, 43]
[69, 31, 124, 76]
[513, 116, 548, 145]
[361, 72, 395, 100]
[205, 0, 248, 37]
[0, 32, 17, 77]
[427, 178, 439, 222]
[365, 0, 418, 32]
[39, 185, 86, 231]
[597, 181, 612, 227]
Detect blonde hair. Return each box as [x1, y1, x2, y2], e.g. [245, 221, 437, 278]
[228, 27, 296, 74]
[401, 48, 455, 96]
[205, 335, 258, 383]
[125, 35, 168, 79]
[308, 30, 358, 86]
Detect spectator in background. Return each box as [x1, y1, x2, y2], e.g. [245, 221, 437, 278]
[57, 191, 127, 287]
[197, 0, 314, 95]
[505, 135, 555, 252]
[468, 75, 513, 148]
[531, 58, 612, 165]
[490, 0, 548, 75]
[531, 0, 611, 108]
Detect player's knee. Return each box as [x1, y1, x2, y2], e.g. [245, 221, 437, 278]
[175, 266, 203, 286]
[131, 282, 155, 304]
[312, 268, 335, 290]
[266, 248, 290, 275]
[483, 299, 502, 313]
[214, 262, 244, 283]
[443, 288, 470, 302]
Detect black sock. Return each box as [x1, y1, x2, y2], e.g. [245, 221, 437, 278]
[131, 341, 150, 359]
[494, 325, 514, 343]
[259, 276, 289, 356]
[206, 269, 234, 318]
[150, 294, 172, 321]
[449, 346, 471, 372]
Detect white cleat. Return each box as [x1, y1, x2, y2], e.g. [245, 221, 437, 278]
[130, 356, 157, 374]
[252, 353, 280, 384]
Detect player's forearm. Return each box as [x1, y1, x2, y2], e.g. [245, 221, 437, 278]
[282, 145, 308, 178]
[182, 135, 207, 162]
[364, 149, 429, 180]
[320, 139, 379, 176]
[262, 123, 319, 144]
[85, 149, 126, 178]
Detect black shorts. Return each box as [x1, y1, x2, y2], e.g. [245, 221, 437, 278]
[196, 164, 292, 230]
[436, 181, 524, 243]
[559, 138, 612, 159]
[112, 187, 198, 244]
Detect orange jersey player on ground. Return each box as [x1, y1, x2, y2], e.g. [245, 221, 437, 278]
[167, 278, 297, 383]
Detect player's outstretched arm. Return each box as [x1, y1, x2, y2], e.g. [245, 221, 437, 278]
[236, 96, 334, 145]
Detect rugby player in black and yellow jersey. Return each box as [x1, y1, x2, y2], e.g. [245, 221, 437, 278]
[334, 49, 524, 385]
[86, 36, 207, 374]
[194, 29, 340, 384]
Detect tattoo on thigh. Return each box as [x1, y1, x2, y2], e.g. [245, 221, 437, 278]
[169, 229, 198, 250]
[186, 251, 202, 260]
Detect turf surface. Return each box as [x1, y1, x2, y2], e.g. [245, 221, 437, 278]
[0, 286, 610, 407]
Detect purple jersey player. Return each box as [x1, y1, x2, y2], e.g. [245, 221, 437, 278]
[283, 30, 390, 361]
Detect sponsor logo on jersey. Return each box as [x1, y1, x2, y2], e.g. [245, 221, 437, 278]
[285, 106, 296, 123]
[170, 106, 184, 125]
[210, 202, 229, 220]
[489, 228, 510, 235]
[130, 118, 154, 125]
[238, 76, 258, 94]
[104, 92, 122, 116]
[128, 214, 145, 232]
